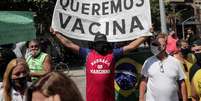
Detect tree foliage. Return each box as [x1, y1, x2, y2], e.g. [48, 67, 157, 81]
[150, 0, 161, 31]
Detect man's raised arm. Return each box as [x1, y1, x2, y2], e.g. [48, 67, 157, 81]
[51, 30, 80, 54]
[123, 36, 148, 54]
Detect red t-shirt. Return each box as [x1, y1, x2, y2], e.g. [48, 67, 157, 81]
[80, 48, 123, 101]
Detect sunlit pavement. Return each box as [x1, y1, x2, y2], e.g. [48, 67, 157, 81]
[68, 69, 86, 101]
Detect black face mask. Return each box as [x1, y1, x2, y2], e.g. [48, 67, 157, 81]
[11, 76, 27, 91]
[94, 42, 111, 55]
[195, 53, 201, 64]
[181, 48, 191, 57]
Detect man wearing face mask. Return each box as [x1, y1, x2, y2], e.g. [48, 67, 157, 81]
[176, 40, 196, 65]
[173, 39, 194, 101]
[26, 39, 52, 81]
[139, 34, 187, 101]
[189, 39, 201, 101]
[51, 28, 147, 101]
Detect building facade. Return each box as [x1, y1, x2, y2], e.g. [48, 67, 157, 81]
[168, 0, 201, 37]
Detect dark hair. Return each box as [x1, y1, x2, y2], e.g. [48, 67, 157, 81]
[28, 39, 40, 47]
[193, 39, 201, 46]
[26, 72, 83, 101]
[176, 39, 188, 48]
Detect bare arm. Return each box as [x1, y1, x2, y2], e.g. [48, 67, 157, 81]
[123, 36, 147, 54]
[30, 55, 52, 77]
[179, 80, 188, 101]
[43, 55, 52, 72]
[191, 81, 199, 101]
[53, 31, 80, 54]
[139, 76, 147, 101]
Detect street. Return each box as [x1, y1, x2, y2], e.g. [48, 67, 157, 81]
[69, 69, 86, 101]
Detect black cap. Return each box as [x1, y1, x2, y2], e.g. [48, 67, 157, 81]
[193, 39, 201, 46]
[94, 34, 107, 42]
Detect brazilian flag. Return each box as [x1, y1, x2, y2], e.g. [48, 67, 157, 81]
[115, 48, 152, 101]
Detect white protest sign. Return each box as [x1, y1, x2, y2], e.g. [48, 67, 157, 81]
[52, 0, 152, 42]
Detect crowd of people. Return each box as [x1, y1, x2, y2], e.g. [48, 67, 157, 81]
[139, 30, 201, 101]
[0, 38, 84, 101]
[0, 26, 201, 101]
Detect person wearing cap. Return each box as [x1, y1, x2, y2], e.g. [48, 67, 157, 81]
[51, 28, 147, 101]
[189, 39, 201, 101]
[139, 34, 187, 101]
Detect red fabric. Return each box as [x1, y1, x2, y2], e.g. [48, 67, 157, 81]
[166, 35, 178, 54]
[86, 50, 115, 101]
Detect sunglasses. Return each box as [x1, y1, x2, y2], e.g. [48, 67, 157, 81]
[159, 62, 164, 73]
[30, 45, 39, 48]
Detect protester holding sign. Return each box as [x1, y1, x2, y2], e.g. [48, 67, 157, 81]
[51, 0, 152, 100]
[51, 27, 147, 101]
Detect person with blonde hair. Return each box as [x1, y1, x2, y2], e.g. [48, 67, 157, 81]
[26, 71, 83, 101]
[0, 58, 30, 101]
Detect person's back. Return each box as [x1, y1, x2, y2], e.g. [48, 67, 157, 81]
[26, 72, 83, 101]
[166, 31, 178, 54]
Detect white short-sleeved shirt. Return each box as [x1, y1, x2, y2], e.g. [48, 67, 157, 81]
[0, 88, 25, 101]
[141, 55, 185, 101]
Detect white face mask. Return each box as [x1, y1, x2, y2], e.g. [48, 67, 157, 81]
[31, 49, 41, 57]
[150, 45, 163, 56]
